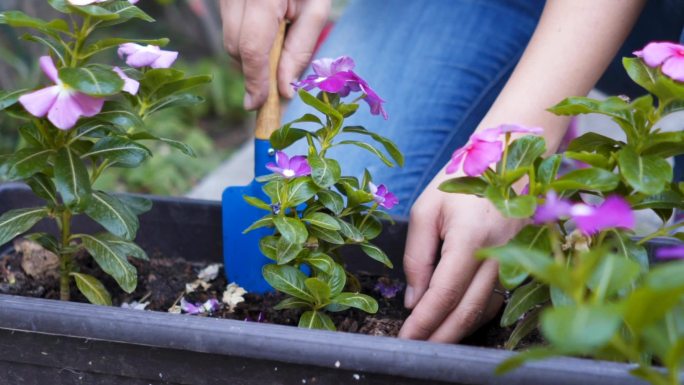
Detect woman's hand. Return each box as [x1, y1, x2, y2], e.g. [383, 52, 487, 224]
[399, 168, 524, 342]
[220, 0, 331, 110]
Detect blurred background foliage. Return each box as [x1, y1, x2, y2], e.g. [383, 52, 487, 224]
[0, 0, 251, 195]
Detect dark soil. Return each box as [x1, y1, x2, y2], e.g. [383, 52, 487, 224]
[0, 238, 542, 346]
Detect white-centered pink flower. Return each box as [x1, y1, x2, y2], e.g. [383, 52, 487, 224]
[113, 67, 139, 95]
[67, 0, 139, 5]
[634, 41, 684, 82]
[19, 56, 104, 130]
[118, 43, 178, 69]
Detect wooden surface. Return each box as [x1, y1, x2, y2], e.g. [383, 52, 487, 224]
[255, 22, 286, 140]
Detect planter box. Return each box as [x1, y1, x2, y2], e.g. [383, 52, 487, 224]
[0, 183, 646, 385]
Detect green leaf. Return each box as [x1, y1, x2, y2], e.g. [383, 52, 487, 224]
[299, 89, 342, 128]
[80, 233, 137, 293]
[242, 215, 274, 234]
[84, 191, 139, 240]
[147, 93, 205, 115]
[243, 195, 271, 211]
[0, 11, 69, 35]
[504, 307, 542, 350]
[0, 207, 49, 245]
[496, 347, 560, 375]
[274, 297, 311, 310]
[485, 187, 536, 218]
[623, 57, 684, 102]
[304, 212, 340, 231]
[541, 304, 623, 354]
[360, 242, 393, 268]
[305, 278, 331, 306]
[549, 96, 632, 121]
[287, 178, 318, 206]
[0, 89, 27, 111]
[289, 113, 323, 126]
[69, 4, 119, 20]
[608, 231, 648, 270]
[309, 226, 345, 245]
[505, 136, 546, 170]
[617, 146, 672, 195]
[97, 101, 144, 130]
[478, 245, 557, 286]
[98, 0, 154, 27]
[59, 67, 124, 97]
[82, 137, 150, 167]
[646, 261, 684, 292]
[309, 154, 341, 188]
[81, 37, 169, 59]
[337, 140, 394, 167]
[332, 292, 378, 314]
[564, 151, 612, 169]
[439, 176, 488, 196]
[501, 281, 549, 327]
[304, 252, 336, 274]
[25, 174, 57, 205]
[154, 75, 212, 100]
[317, 190, 344, 215]
[342, 126, 404, 167]
[537, 155, 562, 186]
[276, 236, 302, 265]
[299, 310, 335, 331]
[567, 132, 622, 153]
[96, 233, 148, 260]
[550, 168, 619, 192]
[116, 195, 152, 215]
[322, 264, 346, 297]
[262, 264, 314, 301]
[128, 131, 197, 157]
[259, 235, 278, 260]
[70, 272, 112, 306]
[6, 148, 53, 180]
[273, 216, 308, 244]
[587, 254, 641, 300]
[270, 124, 308, 150]
[54, 147, 92, 209]
[355, 215, 382, 241]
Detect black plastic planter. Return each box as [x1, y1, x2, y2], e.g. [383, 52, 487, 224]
[0, 182, 647, 385]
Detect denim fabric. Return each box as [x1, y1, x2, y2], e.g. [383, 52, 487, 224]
[283, 0, 684, 215]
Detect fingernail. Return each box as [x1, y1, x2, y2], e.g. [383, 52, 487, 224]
[243, 93, 254, 110]
[404, 286, 415, 308]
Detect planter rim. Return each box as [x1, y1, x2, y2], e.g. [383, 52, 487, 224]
[0, 294, 643, 385]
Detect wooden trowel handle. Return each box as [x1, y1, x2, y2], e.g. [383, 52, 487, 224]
[255, 22, 286, 140]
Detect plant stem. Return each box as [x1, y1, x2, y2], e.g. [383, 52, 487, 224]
[637, 222, 684, 245]
[59, 209, 73, 301]
[359, 203, 378, 229]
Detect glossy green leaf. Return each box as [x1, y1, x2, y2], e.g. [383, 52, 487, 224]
[298, 90, 342, 128]
[309, 154, 341, 188]
[83, 137, 150, 167]
[317, 190, 344, 215]
[299, 310, 335, 331]
[304, 252, 336, 274]
[274, 297, 311, 310]
[276, 236, 302, 265]
[69, 4, 119, 20]
[0, 207, 49, 245]
[0, 11, 69, 35]
[98, 0, 154, 26]
[0, 89, 27, 111]
[97, 102, 144, 130]
[504, 307, 542, 350]
[564, 151, 611, 169]
[273, 216, 308, 244]
[505, 136, 546, 171]
[623, 57, 684, 102]
[337, 140, 394, 167]
[71, 272, 112, 306]
[587, 254, 641, 300]
[304, 212, 340, 231]
[332, 292, 378, 314]
[485, 187, 536, 218]
[550, 168, 619, 192]
[305, 278, 331, 306]
[55, 147, 91, 209]
[567, 132, 622, 153]
[84, 191, 139, 240]
[243, 195, 271, 211]
[59, 67, 124, 97]
[270, 124, 308, 150]
[501, 281, 549, 327]
[259, 235, 278, 260]
[360, 242, 393, 268]
[322, 263, 346, 297]
[287, 178, 318, 206]
[242, 215, 274, 234]
[342, 126, 404, 167]
[24, 232, 60, 254]
[6, 148, 53, 180]
[80, 233, 137, 293]
[263, 264, 314, 301]
[541, 304, 623, 354]
[478, 245, 556, 285]
[496, 347, 560, 375]
[618, 146, 672, 195]
[95, 233, 148, 261]
[356, 215, 382, 241]
[116, 195, 152, 215]
[537, 155, 562, 186]
[335, 219, 364, 243]
[309, 226, 344, 245]
[439, 177, 488, 196]
[154, 75, 212, 100]
[147, 94, 205, 115]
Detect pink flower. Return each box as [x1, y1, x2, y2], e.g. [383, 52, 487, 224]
[533, 191, 573, 224]
[68, 0, 138, 4]
[571, 196, 635, 235]
[266, 151, 311, 179]
[19, 56, 104, 130]
[118, 43, 178, 69]
[474, 123, 544, 142]
[113, 67, 139, 95]
[655, 245, 684, 260]
[634, 41, 684, 82]
[293, 56, 388, 119]
[446, 138, 502, 176]
[369, 182, 398, 209]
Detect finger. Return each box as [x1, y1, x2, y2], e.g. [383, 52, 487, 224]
[220, 0, 246, 60]
[428, 259, 502, 343]
[402, 201, 441, 310]
[278, 0, 331, 98]
[239, 0, 287, 110]
[399, 229, 483, 340]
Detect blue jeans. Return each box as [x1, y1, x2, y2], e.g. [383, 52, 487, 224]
[284, 0, 684, 216]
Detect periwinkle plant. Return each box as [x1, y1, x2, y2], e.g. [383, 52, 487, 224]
[244, 56, 403, 330]
[0, 0, 210, 304]
[441, 41, 684, 384]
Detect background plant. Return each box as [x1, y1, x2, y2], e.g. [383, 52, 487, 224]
[0, 0, 209, 305]
[244, 56, 404, 330]
[440, 42, 684, 384]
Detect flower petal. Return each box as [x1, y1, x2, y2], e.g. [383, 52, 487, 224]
[19, 86, 59, 118]
[151, 50, 179, 69]
[662, 56, 684, 82]
[47, 90, 85, 130]
[39, 56, 59, 83]
[572, 195, 634, 235]
[462, 140, 502, 176]
[72, 92, 104, 117]
[634, 42, 682, 67]
[126, 50, 161, 68]
[113, 66, 140, 95]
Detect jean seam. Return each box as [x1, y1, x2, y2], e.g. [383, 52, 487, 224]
[404, 53, 524, 215]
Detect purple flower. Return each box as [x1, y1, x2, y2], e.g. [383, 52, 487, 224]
[374, 277, 404, 299]
[113, 67, 139, 95]
[68, 0, 138, 4]
[571, 196, 635, 235]
[446, 138, 503, 176]
[655, 245, 684, 260]
[266, 151, 311, 179]
[244, 312, 266, 323]
[634, 41, 684, 82]
[533, 191, 573, 224]
[118, 43, 178, 69]
[293, 56, 388, 119]
[369, 182, 398, 209]
[180, 298, 220, 315]
[19, 56, 104, 130]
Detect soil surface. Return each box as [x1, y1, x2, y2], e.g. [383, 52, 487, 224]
[0, 238, 542, 346]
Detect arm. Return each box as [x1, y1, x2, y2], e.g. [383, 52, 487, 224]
[399, 0, 646, 342]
